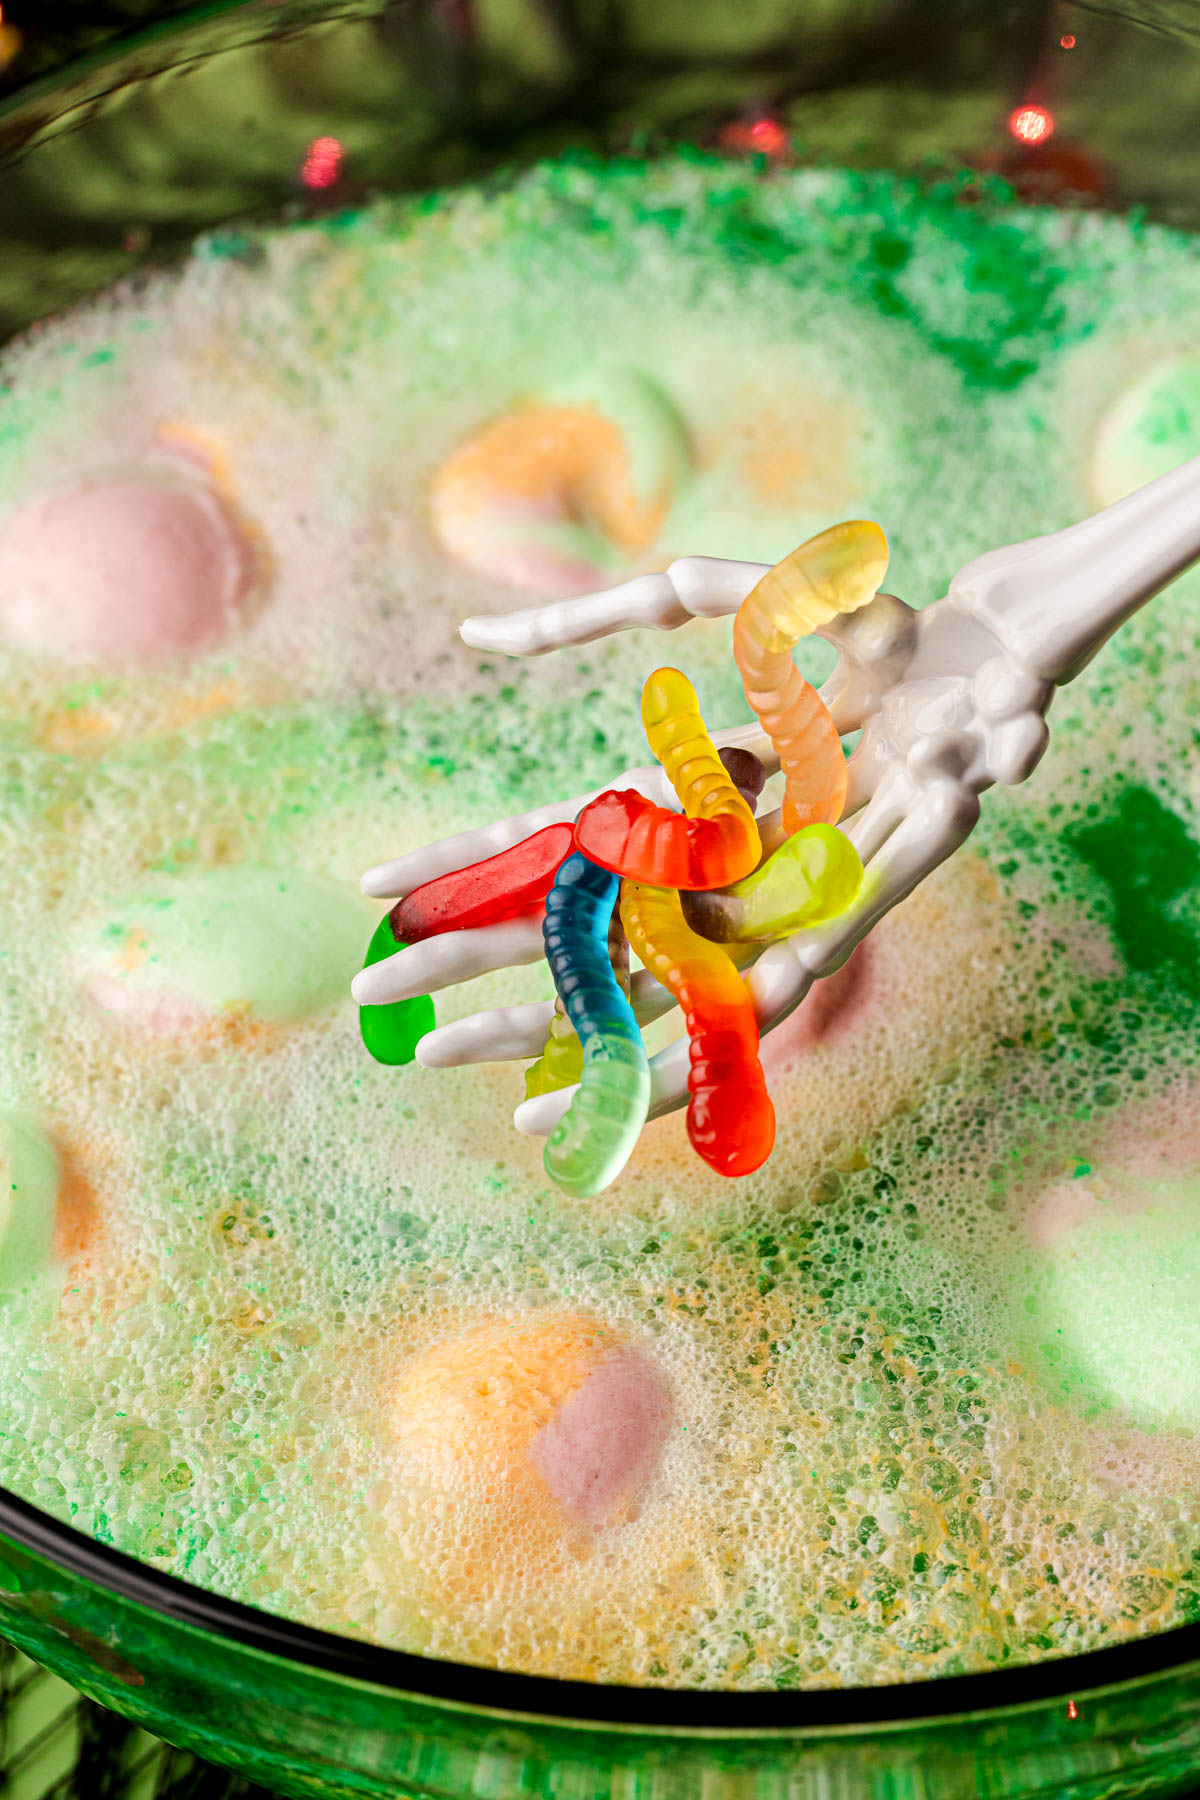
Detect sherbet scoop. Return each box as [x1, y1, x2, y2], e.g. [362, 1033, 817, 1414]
[0, 473, 252, 665]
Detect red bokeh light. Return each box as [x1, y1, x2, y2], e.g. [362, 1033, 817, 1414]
[1067, 1699, 1079, 1721]
[719, 115, 789, 159]
[1009, 105, 1055, 147]
[301, 136, 344, 191]
[1060, 32, 1076, 48]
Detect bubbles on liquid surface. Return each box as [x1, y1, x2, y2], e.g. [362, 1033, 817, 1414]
[0, 155, 1198, 1689]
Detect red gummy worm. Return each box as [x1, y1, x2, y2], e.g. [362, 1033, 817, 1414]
[573, 790, 760, 891]
[686, 993, 776, 1178]
[389, 822, 574, 943]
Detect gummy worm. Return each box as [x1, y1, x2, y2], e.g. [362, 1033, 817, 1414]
[359, 915, 435, 1066]
[542, 852, 650, 1198]
[524, 999, 581, 1101]
[430, 372, 689, 594]
[390, 822, 574, 944]
[574, 791, 760, 889]
[733, 520, 889, 834]
[620, 880, 774, 1179]
[684, 822, 864, 944]
[525, 905, 630, 1099]
[573, 667, 760, 889]
[642, 666, 760, 839]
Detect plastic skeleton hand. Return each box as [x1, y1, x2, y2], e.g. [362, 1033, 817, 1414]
[353, 453, 1200, 1134]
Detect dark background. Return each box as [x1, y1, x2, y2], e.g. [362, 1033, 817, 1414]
[0, 0, 1051, 98]
[0, 0, 218, 91]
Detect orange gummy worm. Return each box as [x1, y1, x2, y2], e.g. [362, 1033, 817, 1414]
[620, 880, 774, 1179]
[733, 520, 889, 833]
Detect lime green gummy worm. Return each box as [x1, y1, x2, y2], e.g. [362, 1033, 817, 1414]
[359, 914, 435, 1065]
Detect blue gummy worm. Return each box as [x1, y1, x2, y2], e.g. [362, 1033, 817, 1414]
[544, 853, 640, 1048]
[541, 852, 649, 1197]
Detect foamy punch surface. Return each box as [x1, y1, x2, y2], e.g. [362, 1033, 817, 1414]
[1, 156, 1199, 1689]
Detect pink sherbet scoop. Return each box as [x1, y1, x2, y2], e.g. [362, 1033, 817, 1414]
[530, 1348, 672, 1525]
[0, 476, 251, 665]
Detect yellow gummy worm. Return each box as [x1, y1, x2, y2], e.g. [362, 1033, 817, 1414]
[642, 665, 761, 836]
[733, 520, 889, 834]
[523, 1006, 582, 1099]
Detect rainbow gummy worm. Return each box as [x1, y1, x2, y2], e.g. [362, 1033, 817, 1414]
[573, 667, 760, 889]
[525, 905, 629, 1099]
[390, 822, 574, 944]
[542, 852, 650, 1197]
[685, 823, 864, 944]
[733, 520, 889, 833]
[620, 880, 774, 1179]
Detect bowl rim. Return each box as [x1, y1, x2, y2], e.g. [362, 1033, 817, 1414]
[3, 1484, 1199, 1731]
